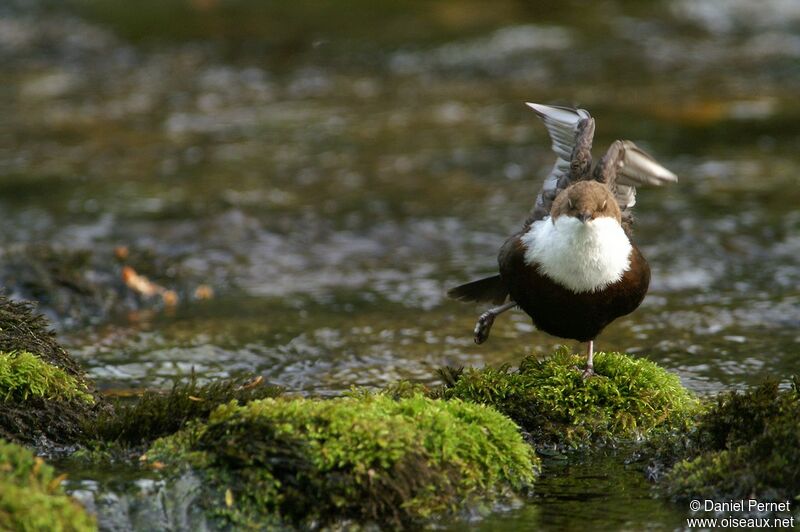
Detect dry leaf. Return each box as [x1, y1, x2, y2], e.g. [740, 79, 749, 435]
[162, 290, 179, 307]
[32, 456, 43, 475]
[194, 284, 214, 300]
[225, 488, 234, 508]
[122, 266, 162, 297]
[114, 246, 129, 261]
[48, 473, 68, 491]
[239, 375, 264, 390]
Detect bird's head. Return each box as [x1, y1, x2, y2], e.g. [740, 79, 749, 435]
[551, 180, 621, 225]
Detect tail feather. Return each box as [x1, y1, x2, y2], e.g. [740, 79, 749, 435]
[447, 275, 508, 305]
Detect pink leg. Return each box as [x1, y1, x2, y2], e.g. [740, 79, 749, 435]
[582, 340, 595, 379]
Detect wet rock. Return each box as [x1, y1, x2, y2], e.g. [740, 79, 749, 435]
[0, 439, 96, 531]
[0, 244, 213, 329]
[1, 245, 119, 329]
[144, 394, 538, 529]
[433, 348, 700, 451]
[71, 472, 215, 532]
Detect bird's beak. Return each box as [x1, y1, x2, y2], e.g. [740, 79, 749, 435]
[578, 212, 592, 224]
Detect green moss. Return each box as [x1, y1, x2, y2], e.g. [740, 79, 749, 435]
[0, 353, 100, 446]
[0, 351, 93, 404]
[0, 297, 104, 447]
[437, 348, 700, 449]
[89, 373, 282, 447]
[663, 380, 800, 503]
[147, 394, 538, 529]
[0, 439, 96, 532]
[0, 295, 88, 380]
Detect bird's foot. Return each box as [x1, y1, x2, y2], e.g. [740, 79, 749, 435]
[473, 312, 496, 344]
[575, 365, 596, 379]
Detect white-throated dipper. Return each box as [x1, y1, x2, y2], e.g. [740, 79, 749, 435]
[448, 103, 677, 377]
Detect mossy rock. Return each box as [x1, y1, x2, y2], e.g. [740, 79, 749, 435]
[0, 296, 105, 447]
[0, 351, 94, 405]
[146, 394, 538, 529]
[0, 439, 96, 531]
[0, 349, 99, 447]
[436, 348, 700, 450]
[0, 295, 87, 378]
[663, 380, 800, 505]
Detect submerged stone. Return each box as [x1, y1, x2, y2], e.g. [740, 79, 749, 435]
[434, 348, 700, 450]
[0, 439, 96, 531]
[662, 379, 800, 507]
[145, 394, 538, 529]
[0, 244, 210, 329]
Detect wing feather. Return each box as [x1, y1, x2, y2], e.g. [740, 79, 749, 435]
[594, 140, 677, 211]
[525, 103, 595, 223]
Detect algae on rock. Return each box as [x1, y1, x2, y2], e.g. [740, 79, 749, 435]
[0, 439, 96, 532]
[0, 350, 93, 404]
[0, 296, 104, 447]
[146, 393, 538, 529]
[90, 373, 283, 447]
[436, 349, 700, 450]
[0, 295, 88, 379]
[663, 379, 800, 506]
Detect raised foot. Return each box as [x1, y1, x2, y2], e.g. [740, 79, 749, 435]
[473, 312, 496, 344]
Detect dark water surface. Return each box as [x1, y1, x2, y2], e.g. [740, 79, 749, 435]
[2, 0, 799, 529]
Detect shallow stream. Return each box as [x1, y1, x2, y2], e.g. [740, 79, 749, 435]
[2, 0, 799, 529]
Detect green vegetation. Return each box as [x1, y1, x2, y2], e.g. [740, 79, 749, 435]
[90, 373, 282, 447]
[0, 439, 96, 532]
[436, 348, 700, 449]
[663, 379, 800, 503]
[0, 295, 90, 381]
[0, 351, 93, 404]
[0, 296, 102, 447]
[147, 393, 538, 529]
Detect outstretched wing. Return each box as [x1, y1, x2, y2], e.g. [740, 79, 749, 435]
[593, 140, 677, 215]
[525, 103, 595, 223]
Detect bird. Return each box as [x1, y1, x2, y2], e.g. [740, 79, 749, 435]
[448, 103, 677, 378]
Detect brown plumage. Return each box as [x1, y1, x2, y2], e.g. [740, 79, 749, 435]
[448, 103, 677, 376]
[497, 229, 650, 343]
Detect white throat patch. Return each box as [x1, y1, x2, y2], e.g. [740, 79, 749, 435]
[521, 216, 633, 293]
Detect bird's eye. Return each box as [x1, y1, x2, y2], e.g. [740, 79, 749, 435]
[568, 199, 574, 209]
[601, 200, 607, 210]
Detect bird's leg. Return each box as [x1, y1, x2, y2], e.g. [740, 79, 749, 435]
[582, 340, 595, 379]
[474, 301, 516, 344]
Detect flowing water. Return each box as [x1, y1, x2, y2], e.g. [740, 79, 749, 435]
[2, 0, 799, 529]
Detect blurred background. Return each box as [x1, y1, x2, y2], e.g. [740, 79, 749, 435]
[1, 0, 799, 397]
